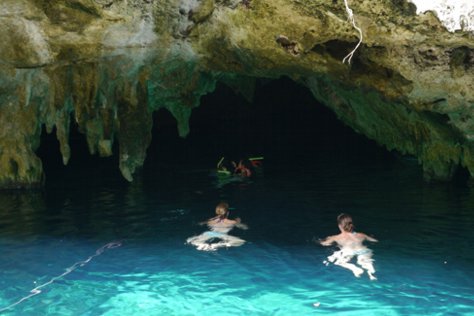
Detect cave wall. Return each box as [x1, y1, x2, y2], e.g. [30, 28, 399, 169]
[0, 0, 473, 188]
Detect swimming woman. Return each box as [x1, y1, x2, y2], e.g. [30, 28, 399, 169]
[319, 213, 378, 280]
[187, 202, 248, 251]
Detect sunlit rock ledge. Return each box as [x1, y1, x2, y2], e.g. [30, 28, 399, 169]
[0, 0, 473, 188]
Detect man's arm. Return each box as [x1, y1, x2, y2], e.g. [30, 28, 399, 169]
[363, 233, 378, 242]
[319, 235, 336, 246]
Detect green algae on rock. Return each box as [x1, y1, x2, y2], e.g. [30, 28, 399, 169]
[0, 0, 473, 188]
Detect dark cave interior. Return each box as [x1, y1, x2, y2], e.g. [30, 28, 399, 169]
[147, 77, 391, 165]
[37, 77, 403, 184]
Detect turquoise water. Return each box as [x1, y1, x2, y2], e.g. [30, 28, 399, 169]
[1, 152, 474, 315]
[1, 79, 474, 315]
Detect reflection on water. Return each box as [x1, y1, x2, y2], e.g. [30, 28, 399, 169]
[0, 192, 46, 238]
[0, 241, 122, 313]
[1, 156, 474, 315]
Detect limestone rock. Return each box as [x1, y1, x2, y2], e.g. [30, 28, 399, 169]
[0, 0, 474, 188]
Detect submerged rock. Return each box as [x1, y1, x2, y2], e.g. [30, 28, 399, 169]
[0, 0, 473, 188]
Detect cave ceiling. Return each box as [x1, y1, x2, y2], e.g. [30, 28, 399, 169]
[0, 0, 473, 188]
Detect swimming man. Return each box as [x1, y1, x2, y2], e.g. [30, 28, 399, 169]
[320, 213, 378, 280]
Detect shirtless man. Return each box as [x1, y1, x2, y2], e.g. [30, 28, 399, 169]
[320, 213, 378, 280]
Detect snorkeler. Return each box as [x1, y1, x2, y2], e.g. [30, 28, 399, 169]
[319, 213, 378, 280]
[216, 156, 263, 178]
[186, 202, 248, 251]
[233, 160, 253, 177]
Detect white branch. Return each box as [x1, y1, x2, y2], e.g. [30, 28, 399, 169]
[342, 0, 363, 64]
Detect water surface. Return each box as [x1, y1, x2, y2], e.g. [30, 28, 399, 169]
[1, 151, 473, 315]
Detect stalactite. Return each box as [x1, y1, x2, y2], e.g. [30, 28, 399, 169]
[1, 0, 474, 188]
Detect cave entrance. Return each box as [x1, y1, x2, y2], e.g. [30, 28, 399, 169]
[38, 76, 395, 185]
[36, 76, 471, 186]
[147, 76, 392, 169]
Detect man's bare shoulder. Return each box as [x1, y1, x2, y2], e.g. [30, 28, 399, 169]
[356, 232, 378, 242]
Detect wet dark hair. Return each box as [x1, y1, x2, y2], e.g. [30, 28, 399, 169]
[337, 213, 354, 232]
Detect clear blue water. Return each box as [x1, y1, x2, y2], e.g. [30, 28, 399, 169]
[1, 151, 474, 315]
[1, 79, 474, 315]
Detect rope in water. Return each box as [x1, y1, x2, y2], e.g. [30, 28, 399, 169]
[0, 241, 122, 313]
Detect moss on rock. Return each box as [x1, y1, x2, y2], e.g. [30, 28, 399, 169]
[1, 0, 474, 188]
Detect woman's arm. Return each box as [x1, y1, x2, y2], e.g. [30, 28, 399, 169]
[225, 218, 248, 230]
[235, 222, 249, 230]
[199, 216, 218, 226]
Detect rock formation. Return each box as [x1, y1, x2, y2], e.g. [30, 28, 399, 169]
[0, 0, 473, 188]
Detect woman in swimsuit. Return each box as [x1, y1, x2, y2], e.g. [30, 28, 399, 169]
[319, 213, 378, 280]
[187, 202, 248, 251]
